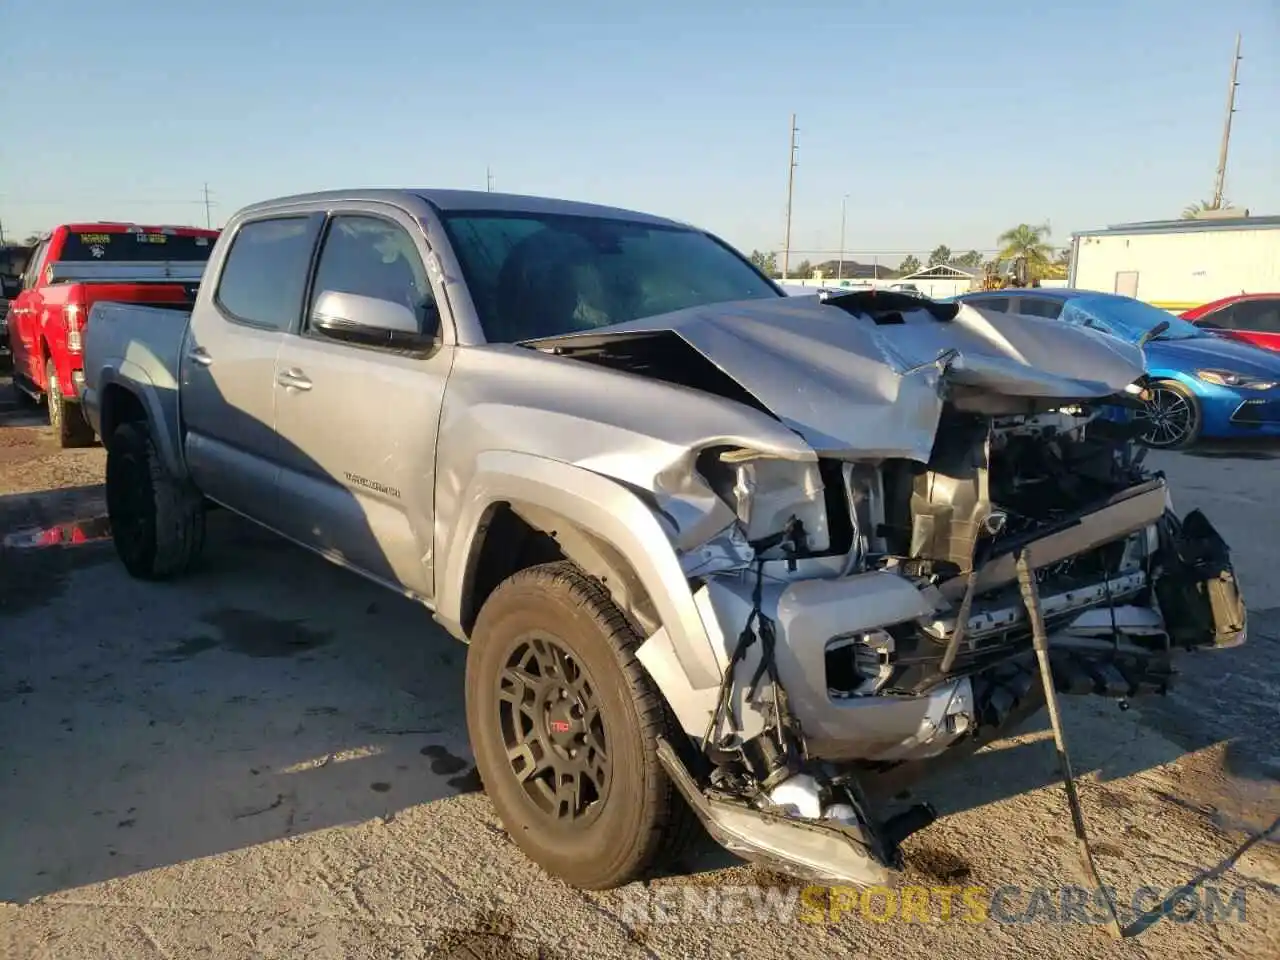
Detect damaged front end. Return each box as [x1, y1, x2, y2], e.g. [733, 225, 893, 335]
[532, 291, 1248, 888]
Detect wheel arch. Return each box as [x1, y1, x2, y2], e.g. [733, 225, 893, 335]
[95, 369, 185, 478]
[436, 450, 722, 692]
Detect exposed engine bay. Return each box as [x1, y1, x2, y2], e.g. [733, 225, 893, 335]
[530, 290, 1248, 892]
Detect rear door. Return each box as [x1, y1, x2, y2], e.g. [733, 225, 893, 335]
[181, 214, 324, 525]
[272, 208, 452, 598]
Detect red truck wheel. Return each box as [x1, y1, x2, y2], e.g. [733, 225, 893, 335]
[46, 359, 96, 448]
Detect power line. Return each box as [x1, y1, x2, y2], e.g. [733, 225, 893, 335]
[202, 183, 215, 228]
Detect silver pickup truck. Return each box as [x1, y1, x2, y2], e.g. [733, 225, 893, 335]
[82, 188, 1246, 892]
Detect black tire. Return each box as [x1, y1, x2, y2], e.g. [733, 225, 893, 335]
[105, 422, 206, 580]
[46, 359, 95, 448]
[1139, 379, 1202, 450]
[466, 560, 698, 889]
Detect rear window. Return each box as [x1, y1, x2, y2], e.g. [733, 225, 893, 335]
[59, 230, 216, 263]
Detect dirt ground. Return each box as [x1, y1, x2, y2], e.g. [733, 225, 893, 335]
[0, 374, 1276, 959]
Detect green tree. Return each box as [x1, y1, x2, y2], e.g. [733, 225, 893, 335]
[748, 249, 778, 277]
[792, 259, 813, 279]
[22, 234, 41, 246]
[927, 245, 952, 267]
[898, 254, 921, 276]
[1181, 198, 1232, 219]
[954, 249, 983, 268]
[997, 223, 1054, 276]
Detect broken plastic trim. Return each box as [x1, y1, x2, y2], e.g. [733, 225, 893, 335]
[818, 289, 961, 324]
[655, 737, 903, 887]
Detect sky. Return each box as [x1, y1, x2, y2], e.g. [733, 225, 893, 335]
[2, 1, 1277, 268]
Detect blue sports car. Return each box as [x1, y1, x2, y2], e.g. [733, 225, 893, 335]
[952, 288, 1280, 449]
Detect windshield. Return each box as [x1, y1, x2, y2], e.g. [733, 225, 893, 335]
[59, 230, 217, 263]
[439, 211, 781, 342]
[1066, 295, 1204, 342]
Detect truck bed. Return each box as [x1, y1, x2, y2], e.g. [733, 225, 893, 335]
[80, 301, 192, 456]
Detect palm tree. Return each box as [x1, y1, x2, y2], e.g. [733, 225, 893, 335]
[997, 223, 1054, 263]
[1181, 198, 1231, 219]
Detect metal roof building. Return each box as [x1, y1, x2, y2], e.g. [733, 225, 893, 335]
[1069, 215, 1280, 311]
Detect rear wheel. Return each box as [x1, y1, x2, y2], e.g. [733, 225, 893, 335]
[105, 422, 206, 580]
[465, 561, 697, 889]
[1138, 380, 1202, 450]
[46, 359, 95, 448]
[13, 373, 38, 407]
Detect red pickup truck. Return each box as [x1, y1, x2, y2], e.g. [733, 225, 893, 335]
[7, 222, 218, 446]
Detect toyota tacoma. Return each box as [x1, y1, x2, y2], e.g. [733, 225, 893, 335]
[81, 189, 1247, 891]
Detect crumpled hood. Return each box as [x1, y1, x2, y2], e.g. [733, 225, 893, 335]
[527, 294, 1147, 461]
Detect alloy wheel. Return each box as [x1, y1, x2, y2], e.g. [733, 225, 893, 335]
[1139, 385, 1195, 448]
[497, 633, 610, 824]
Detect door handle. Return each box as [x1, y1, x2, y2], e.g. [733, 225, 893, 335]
[277, 368, 312, 391]
[186, 347, 213, 367]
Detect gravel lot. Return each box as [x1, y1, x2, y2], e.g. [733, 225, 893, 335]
[1, 374, 1276, 959]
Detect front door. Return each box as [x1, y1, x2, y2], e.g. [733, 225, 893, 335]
[180, 214, 324, 524]
[1229, 298, 1280, 352]
[272, 211, 452, 598]
[9, 239, 49, 387]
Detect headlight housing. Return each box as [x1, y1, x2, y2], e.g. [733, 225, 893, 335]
[1195, 369, 1277, 390]
[715, 449, 831, 556]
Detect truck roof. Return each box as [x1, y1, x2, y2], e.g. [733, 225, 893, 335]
[234, 188, 689, 230]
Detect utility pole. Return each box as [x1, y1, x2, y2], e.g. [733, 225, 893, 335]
[838, 194, 848, 281]
[1212, 33, 1242, 210]
[782, 113, 798, 280]
[202, 183, 214, 229]
[486, 166, 494, 192]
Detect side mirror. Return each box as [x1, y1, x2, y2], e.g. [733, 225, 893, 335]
[310, 290, 438, 352]
[1137, 319, 1170, 347]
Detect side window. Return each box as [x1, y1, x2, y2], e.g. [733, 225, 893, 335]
[1198, 305, 1237, 330]
[307, 215, 436, 335]
[1232, 300, 1280, 334]
[966, 297, 1009, 313]
[214, 217, 321, 330]
[1016, 297, 1065, 319]
[1061, 302, 1109, 333]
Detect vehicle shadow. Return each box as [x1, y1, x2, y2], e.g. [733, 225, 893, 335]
[0, 507, 483, 903]
[1183, 437, 1280, 461]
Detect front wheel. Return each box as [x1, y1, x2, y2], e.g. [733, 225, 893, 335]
[105, 422, 206, 580]
[1138, 380, 1202, 450]
[465, 561, 697, 889]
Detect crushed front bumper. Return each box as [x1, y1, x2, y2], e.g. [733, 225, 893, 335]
[647, 476, 1247, 887]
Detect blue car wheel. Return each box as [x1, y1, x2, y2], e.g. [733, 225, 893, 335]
[1139, 380, 1202, 450]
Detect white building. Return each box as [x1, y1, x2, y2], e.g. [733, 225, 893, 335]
[895, 263, 982, 299]
[1069, 215, 1280, 312]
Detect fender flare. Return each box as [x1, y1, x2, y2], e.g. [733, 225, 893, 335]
[435, 450, 723, 690]
[90, 361, 185, 478]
